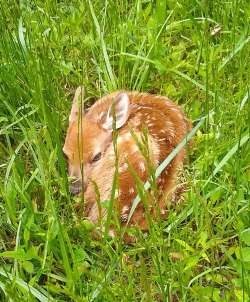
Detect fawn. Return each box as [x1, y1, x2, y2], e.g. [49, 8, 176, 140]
[63, 87, 192, 240]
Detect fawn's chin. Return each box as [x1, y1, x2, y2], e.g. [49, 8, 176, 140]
[69, 184, 83, 195]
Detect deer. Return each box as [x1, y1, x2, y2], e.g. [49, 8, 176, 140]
[63, 87, 192, 241]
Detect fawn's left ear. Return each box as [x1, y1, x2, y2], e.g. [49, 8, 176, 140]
[69, 86, 85, 123]
[102, 93, 130, 131]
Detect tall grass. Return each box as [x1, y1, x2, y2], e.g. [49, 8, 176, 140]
[0, 1, 249, 301]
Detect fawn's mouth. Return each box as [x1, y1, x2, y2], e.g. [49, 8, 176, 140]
[69, 179, 85, 195]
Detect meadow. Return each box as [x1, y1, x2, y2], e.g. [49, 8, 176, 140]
[0, 1, 250, 301]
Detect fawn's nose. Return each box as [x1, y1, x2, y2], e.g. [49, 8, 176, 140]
[69, 178, 86, 195]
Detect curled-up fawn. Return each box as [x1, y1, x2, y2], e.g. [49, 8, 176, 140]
[63, 87, 192, 241]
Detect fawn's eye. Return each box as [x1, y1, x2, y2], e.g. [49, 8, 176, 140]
[92, 152, 102, 163]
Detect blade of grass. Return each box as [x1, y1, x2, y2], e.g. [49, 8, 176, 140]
[89, 259, 118, 302]
[0, 268, 54, 302]
[172, 70, 223, 101]
[18, 18, 28, 55]
[87, 0, 117, 90]
[117, 53, 223, 103]
[4, 139, 26, 188]
[13, 209, 26, 277]
[165, 206, 193, 233]
[0, 107, 38, 135]
[203, 134, 249, 188]
[218, 35, 250, 72]
[133, 10, 174, 90]
[238, 89, 249, 113]
[187, 266, 232, 288]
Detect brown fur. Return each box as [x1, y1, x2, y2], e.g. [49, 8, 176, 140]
[63, 90, 192, 240]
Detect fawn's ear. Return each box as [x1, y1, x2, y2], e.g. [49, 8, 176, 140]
[69, 86, 85, 123]
[102, 93, 130, 131]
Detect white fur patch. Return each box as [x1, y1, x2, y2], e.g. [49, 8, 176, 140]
[166, 121, 174, 128]
[123, 132, 131, 141]
[117, 136, 124, 144]
[108, 229, 115, 238]
[139, 162, 146, 172]
[131, 145, 139, 154]
[161, 209, 166, 215]
[122, 205, 129, 214]
[119, 163, 128, 173]
[118, 132, 132, 144]
[129, 187, 135, 195]
[168, 129, 175, 137]
[150, 136, 161, 159]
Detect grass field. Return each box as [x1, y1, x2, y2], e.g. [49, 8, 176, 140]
[0, 1, 250, 301]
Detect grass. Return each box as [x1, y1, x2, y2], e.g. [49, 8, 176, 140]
[0, 0, 250, 301]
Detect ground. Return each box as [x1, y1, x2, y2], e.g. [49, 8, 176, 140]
[0, 1, 249, 301]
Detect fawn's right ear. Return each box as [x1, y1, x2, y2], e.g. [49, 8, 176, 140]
[69, 86, 85, 123]
[102, 93, 130, 131]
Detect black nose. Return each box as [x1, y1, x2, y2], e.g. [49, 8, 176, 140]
[69, 179, 84, 195]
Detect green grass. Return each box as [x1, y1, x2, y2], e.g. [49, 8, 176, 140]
[0, 0, 250, 301]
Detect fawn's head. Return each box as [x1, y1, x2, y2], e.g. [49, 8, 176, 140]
[63, 87, 130, 194]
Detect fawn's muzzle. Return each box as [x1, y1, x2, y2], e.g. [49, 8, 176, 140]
[69, 178, 85, 195]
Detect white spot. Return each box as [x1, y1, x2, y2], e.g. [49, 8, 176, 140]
[147, 123, 153, 127]
[161, 209, 166, 215]
[123, 132, 131, 141]
[133, 117, 141, 126]
[108, 229, 115, 238]
[171, 108, 179, 112]
[160, 129, 166, 134]
[150, 136, 161, 164]
[139, 162, 145, 172]
[117, 136, 124, 144]
[123, 152, 128, 158]
[118, 132, 132, 144]
[166, 121, 173, 128]
[131, 145, 139, 154]
[168, 129, 175, 137]
[119, 163, 128, 173]
[164, 137, 171, 144]
[129, 187, 135, 195]
[122, 205, 129, 214]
